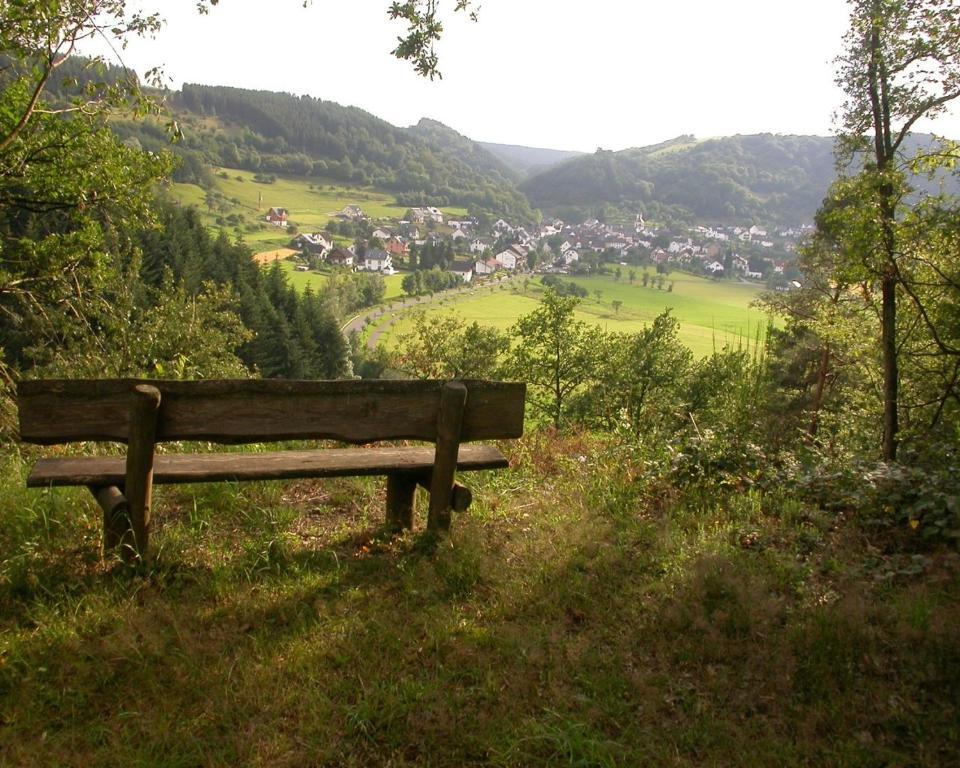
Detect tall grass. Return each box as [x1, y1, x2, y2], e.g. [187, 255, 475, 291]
[1, 433, 958, 766]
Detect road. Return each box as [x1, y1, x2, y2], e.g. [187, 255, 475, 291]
[341, 275, 519, 349]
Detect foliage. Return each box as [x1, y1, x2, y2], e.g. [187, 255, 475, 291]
[392, 311, 509, 379]
[539, 274, 588, 298]
[830, 0, 960, 460]
[138, 205, 351, 379]
[576, 311, 693, 436]
[387, 0, 477, 78]
[400, 268, 461, 296]
[509, 290, 600, 429]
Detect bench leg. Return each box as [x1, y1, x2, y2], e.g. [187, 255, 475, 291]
[428, 382, 467, 533]
[386, 474, 418, 531]
[89, 485, 131, 557]
[125, 385, 161, 563]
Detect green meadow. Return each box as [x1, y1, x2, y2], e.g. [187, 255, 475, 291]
[269, 261, 408, 301]
[377, 273, 769, 357]
[169, 167, 468, 250]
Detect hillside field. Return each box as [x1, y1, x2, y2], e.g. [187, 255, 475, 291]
[375, 273, 769, 357]
[169, 168, 468, 250]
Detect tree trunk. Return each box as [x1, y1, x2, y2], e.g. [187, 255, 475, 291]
[808, 344, 831, 439]
[881, 271, 898, 461]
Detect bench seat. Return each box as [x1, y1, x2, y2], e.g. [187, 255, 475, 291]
[27, 444, 508, 488]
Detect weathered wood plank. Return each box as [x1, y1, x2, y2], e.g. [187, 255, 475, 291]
[428, 381, 468, 532]
[18, 379, 526, 445]
[27, 444, 509, 487]
[124, 385, 161, 562]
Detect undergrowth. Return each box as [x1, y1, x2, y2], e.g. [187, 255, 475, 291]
[0, 433, 958, 766]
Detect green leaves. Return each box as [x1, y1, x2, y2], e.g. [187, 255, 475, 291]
[388, 0, 476, 79]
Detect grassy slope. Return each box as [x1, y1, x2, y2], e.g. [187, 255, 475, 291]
[1, 436, 958, 767]
[378, 274, 768, 357]
[169, 168, 468, 251]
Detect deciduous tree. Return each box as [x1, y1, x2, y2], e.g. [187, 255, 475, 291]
[833, 0, 960, 459]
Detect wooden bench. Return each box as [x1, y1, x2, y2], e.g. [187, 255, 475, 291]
[18, 378, 525, 562]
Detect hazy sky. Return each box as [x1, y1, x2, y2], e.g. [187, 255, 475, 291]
[88, 0, 960, 152]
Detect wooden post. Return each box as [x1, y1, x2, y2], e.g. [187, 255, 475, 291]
[125, 384, 161, 563]
[427, 381, 467, 532]
[385, 474, 418, 532]
[89, 485, 129, 556]
[415, 476, 472, 512]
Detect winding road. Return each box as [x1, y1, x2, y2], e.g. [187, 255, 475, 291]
[341, 275, 520, 349]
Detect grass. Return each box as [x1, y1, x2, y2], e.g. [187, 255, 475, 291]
[378, 274, 769, 357]
[169, 168, 468, 251]
[2, 434, 958, 766]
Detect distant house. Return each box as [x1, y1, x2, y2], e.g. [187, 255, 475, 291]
[292, 233, 331, 255]
[475, 259, 497, 276]
[745, 269, 764, 280]
[265, 207, 288, 227]
[405, 207, 444, 224]
[371, 228, 393, 241]
[358, 248, 392, 273]
[705, 261, 725, 274]
[384, 236, 408, 256]
[495, 249, 519, 271]
[326, 248, 354, 268]
[449, 262, 474, 283]
[469, 238, 489, 255]
[563, 249, 580, 266]
[339, 205, 366, 220]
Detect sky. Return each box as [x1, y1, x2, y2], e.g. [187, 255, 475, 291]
[86, 0, 960, 153]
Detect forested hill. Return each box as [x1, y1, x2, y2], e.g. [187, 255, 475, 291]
[520, 134, 838, 225]
[478, 142, 586, 177]
[156, 84, 533, 220]
[406, 118, 520, 184]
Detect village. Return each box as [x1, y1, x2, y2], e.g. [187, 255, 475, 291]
[261, 203, 810, 292]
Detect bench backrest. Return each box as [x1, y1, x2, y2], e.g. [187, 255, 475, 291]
[18, 379, 526, 446]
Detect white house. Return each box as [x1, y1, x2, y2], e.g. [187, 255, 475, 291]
[358, 248, 393, 272]
[495, 249, 519, 271]
[475, 259, 497, 276]
[293, 232, 331, 254]
[705, 261, 725, 274]
[406, 207, 444, 224]
[449, 262, 473, 283]
[469, 238, 489, 254]
[339, 205, 366, 220]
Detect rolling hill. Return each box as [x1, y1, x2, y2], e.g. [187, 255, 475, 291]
[478, 141, 585, 177]
[520, 134, 838, 225]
